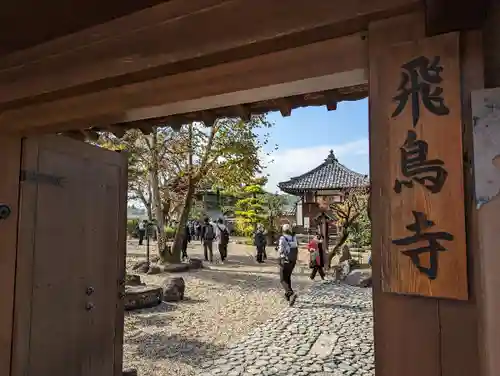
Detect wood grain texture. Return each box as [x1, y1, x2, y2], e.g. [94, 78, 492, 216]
[0, 34, 367, 133]
[380, 32, 468, 300]
[11, 136, 127, 376]
[0, 0, 419, 106]
[425, 0, 489, 37]
[438, 31, 483, 376]
[0, 136, 22, 376]
[368, 12, 441, 376]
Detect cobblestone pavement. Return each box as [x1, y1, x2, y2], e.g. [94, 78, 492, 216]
[197, 282, 374, 376]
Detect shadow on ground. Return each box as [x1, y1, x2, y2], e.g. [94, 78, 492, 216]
[127, 331, 226, 367]
[296, 301, 372, 312]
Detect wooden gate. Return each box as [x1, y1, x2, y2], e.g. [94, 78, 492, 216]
[11, 136, 127, 376]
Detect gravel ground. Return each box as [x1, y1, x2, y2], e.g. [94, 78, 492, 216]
[197, 282, 374, 376]
[123, 241, 315, 376]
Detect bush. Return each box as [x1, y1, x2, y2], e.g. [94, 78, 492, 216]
[127, 219, 139, 238]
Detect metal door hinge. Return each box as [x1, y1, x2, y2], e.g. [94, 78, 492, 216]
[20, 170, 64, 187]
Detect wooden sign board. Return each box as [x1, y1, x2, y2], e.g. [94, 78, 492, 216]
[380, 32, 468, 300]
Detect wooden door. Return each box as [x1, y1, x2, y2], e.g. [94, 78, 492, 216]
[11, 136, 127, 376]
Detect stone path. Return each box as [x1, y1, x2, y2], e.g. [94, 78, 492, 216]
[197, 282, 374, 376]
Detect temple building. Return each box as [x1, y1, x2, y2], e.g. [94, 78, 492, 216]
[278, 150, 369, 245]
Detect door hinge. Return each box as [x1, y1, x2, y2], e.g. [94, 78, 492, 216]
[20, 170, 64, 187]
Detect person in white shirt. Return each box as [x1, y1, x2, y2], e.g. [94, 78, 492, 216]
[277, 224, 299, 306]
[137, 220, 147, 246]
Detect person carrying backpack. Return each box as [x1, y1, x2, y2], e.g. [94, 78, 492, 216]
[253, 224, 267, 263]
[215, 218, 230, 263]
[201, 217, 216, 263]
[277, 223, 299, 306]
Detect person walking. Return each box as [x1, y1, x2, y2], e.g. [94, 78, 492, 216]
[277, 224, 299, 306]
[215, 218, 230, 263]
[308, 233, 326, 280]
[137, 219, 147, 246]
[201, 217, 216, 263]
[195, 221, 202, 241]
[181, 223, 192, 261]
[254, 224, 267, 263]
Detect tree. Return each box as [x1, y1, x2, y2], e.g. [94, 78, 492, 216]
[97, 115, 272, 263]
[234, 179, 267, 236]
[168, 116, 273, 262]
[327, 186, 370, 267]
[96, 127, 191, 258]
[262, 193, 286, 244]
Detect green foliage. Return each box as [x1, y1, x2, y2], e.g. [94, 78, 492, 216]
[234, 218, 256, 237]
[233, 177, 285, 237]
[127, 219, 139, 238]
[349, 205, 371, 247]
[164, 226, 177, 240]
[263, 193, 286, 233]
[234, 181, 267, 234]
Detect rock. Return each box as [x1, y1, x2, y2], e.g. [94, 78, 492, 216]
[162, 276, 185, 302]
[147, 265, 162, 275]
[345, 269, 372, 287]
[360, 275, 372, 288]
[125, 274, 144, 286]
[137, 263, 150, 274]
[150, 255, 160, 263]
[131, 260, 148, 271]
[124, 285, 162, 310]
[189, 257, 203, 269]
[162, 263, 190, 273]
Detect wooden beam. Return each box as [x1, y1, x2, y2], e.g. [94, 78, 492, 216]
[201, 110, 217, 127]
[425, 0, 489, 36]
[137, 123, 154, 135]
[277, 98, 293, 117]
[61, 130, 86, 142]
[326, 102, 338, 111]
[0, 34, 367, 134]
[0, 0, 420, 106]
[105, 125, 126, 138]
[235, 105, 251, 121]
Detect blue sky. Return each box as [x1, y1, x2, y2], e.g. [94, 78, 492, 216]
[258, 98, 369, 192]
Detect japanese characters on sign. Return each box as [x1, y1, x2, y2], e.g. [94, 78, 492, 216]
[391, 54, 453, 281]
[383, 33, 468, 300]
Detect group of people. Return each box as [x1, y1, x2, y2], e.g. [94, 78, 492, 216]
[181, 217, 230, 263]
[138, 217, 328, 308]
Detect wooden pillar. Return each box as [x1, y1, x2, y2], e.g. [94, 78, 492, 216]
[0, 136, 22, 376]
[369, 12, 484, 376]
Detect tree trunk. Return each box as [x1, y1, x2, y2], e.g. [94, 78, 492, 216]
[151, 168, 167, 258]
[164, 122, 195, 264]
[327, 227, 350, 268]
[167, 183, 196, 263]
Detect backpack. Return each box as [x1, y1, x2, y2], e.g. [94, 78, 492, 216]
[218, 225, 230, 245]
[283, 236, 298, 263]
[203, 224, 215, 241]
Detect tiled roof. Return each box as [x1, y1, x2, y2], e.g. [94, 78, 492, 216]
[278, 150, 369, 194]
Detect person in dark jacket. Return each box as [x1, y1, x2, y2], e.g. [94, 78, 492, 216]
[181, 224, 192, 261]
[200, 217, 215, 263]
[254, 224, 267, 263]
